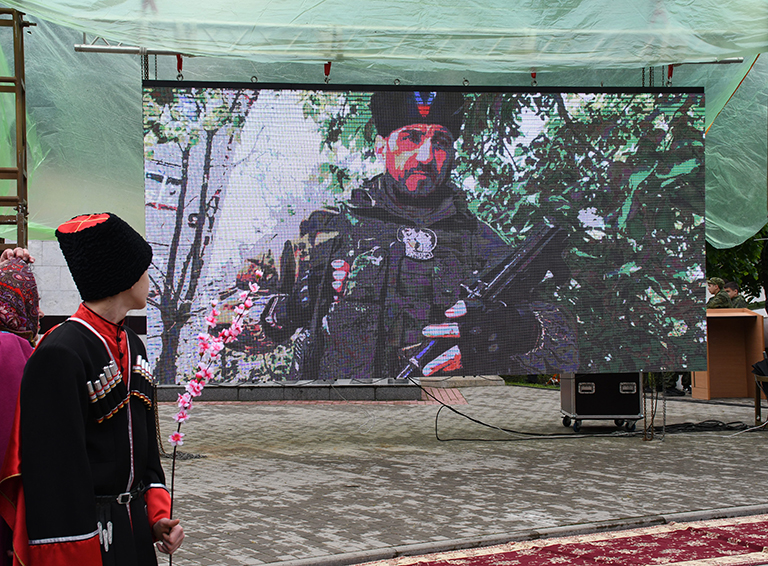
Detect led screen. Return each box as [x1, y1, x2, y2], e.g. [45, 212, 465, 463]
[143, 83, 706, 384]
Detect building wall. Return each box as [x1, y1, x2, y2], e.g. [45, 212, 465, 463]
[30, 240, 147, 344]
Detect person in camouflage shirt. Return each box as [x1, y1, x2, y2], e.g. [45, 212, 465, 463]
[225, 91, 579, 380]
[724, 281, 749, 309]
[706, 277, 733, 308]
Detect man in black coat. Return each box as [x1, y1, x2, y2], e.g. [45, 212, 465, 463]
[1, 213, 184, 566]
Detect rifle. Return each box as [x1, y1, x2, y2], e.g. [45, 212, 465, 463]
[396, 223, 568, 380]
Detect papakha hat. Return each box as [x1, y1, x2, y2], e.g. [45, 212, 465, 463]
[56, 212, 152, 301]
[707, 277, 725, 288]
[370, 91, 465, 139]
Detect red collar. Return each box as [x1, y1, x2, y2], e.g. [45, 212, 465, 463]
[73, 303, 130, 381]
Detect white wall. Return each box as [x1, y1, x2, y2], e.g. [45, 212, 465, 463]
[28, 240, 81, 317]
[28, 240, 147, 345]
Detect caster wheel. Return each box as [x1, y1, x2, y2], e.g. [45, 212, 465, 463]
[572, 420, 582, 433]
[614, 419, 625, 427]
[562, 416, 572, 427]
[625, 421, 636, 432]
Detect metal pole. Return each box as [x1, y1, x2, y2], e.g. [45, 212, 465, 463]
[74, 44, 189, 57]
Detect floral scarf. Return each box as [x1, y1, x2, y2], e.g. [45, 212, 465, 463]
[0, 258, 39, 345]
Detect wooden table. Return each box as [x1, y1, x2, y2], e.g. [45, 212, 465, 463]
[691, 309, 765, 400]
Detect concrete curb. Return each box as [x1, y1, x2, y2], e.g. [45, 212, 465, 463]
[273, 504, 768, 566]
[156, 381, 421, 402]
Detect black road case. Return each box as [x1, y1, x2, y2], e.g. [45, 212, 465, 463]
[560, 372, 643, 432]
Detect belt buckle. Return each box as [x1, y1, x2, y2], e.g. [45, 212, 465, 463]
[116, 491, 132, 505]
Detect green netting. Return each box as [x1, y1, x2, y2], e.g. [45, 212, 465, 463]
[706, 56, 768, 249]
[4, 0, 768, 71]
[0, 2, 766, 247]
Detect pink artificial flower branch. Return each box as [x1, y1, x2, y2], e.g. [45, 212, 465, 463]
[168, 271, 263, 522]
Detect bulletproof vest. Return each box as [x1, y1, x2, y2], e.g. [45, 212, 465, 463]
[299, 207, 498, 380]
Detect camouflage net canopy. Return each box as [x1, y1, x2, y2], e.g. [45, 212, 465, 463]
[0, 0, 766, 248]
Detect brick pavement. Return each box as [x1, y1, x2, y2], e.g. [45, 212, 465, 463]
[157, 385, 768, 565]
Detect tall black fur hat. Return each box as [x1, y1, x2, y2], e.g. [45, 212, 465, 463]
[370, 91, 465, 139]
[56, 212, 152, 301]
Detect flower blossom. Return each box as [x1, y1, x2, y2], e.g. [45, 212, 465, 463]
[219, 327, 240, 344]
[186, 380, 204, 397]
[174, 409, 190, 423]
[169, 431, 185, 446]
[177, 392, 193, 410]
[208, 340, 225, 358]
[195, 365, 213, 382]
[197, 333, 211, 351]
[230, 320, 244, 338]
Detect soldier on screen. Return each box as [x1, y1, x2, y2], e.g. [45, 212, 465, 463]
[224, 91, 578, 380]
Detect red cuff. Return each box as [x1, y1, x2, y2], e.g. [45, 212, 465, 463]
[145, 486, 172, 529]
[28, 534, 102, 566]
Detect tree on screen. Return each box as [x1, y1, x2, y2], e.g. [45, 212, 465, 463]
[458, 92, 706, 372]
[305, 91, 706, 373]
[143, 88, 257, 383]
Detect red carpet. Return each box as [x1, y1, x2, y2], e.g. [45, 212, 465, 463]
[358, 515, 768, 566]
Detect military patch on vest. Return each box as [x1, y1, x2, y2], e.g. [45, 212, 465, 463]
[330, 258, 350, 299]
[397, 226, 437, 260]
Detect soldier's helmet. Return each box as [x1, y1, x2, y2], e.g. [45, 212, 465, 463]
[370, 91, 465, 139]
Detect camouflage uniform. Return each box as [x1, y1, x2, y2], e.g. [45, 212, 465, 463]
[706, 289, 732, 309]
[730, 294, 749, 309]
[261, 175, 578, 380]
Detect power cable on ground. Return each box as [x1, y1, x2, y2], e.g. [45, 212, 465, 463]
[410, 378, 756, 442]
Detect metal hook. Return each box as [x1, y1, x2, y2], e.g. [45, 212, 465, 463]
[176, 73, 183, 81]
[394, 78, 401, 86]
[251, 76, 258, 83]
[462, 78, 469, 87]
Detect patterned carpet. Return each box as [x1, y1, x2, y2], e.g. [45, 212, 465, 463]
[357, 515, 768, 566]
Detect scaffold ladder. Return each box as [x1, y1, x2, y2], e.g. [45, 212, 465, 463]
[0, 8, 31, 250]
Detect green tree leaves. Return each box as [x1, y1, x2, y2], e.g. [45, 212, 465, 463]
[290, 89, 707, 372]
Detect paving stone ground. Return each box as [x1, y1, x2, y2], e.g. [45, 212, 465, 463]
[157, 385, 768, 565]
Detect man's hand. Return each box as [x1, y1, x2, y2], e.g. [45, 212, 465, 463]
[417, 299, 539, 375]
[0, 247, 34, 263]
[260, 293, 294, 342]
[153, 517, 184, 555]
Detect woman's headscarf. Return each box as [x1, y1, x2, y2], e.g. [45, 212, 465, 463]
[0, 258, 40, 345]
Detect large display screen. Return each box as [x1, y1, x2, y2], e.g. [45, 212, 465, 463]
[142, 83, 706, 384]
